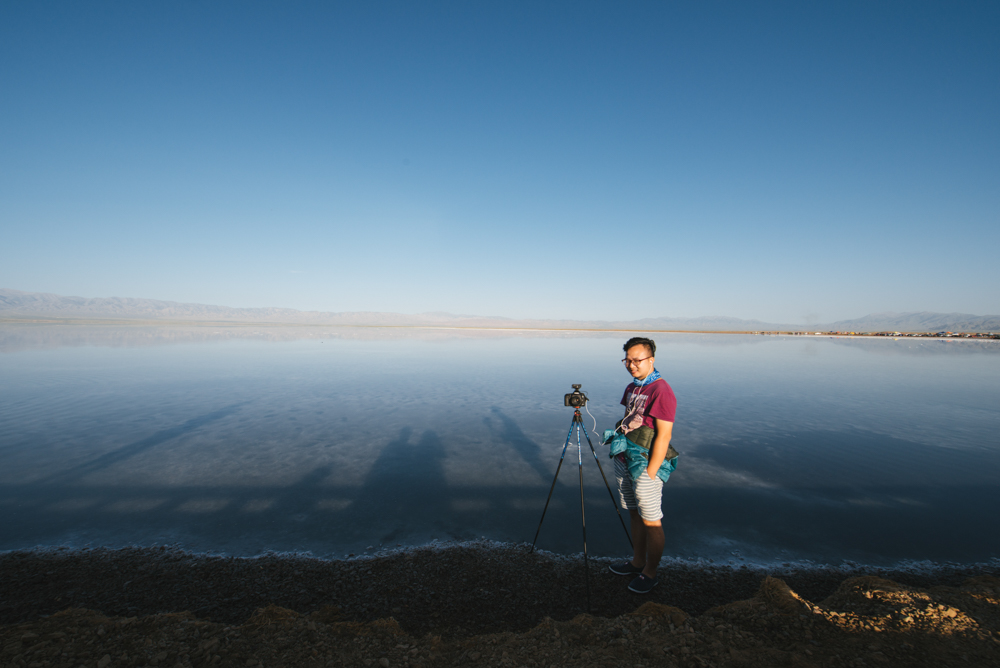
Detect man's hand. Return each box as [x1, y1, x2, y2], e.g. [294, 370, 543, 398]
[647, 418, 674, 479]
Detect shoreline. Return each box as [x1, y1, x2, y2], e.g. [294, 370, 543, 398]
[6, 539, 998, 581]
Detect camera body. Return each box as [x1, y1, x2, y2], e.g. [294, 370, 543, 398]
[564, 384, 588, 408]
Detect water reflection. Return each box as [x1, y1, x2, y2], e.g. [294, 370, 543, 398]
[0, 325, 998, 565]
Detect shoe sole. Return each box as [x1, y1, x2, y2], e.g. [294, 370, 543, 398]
[628, 579, 658, 594]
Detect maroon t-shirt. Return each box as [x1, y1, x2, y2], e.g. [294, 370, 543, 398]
[619, 378, 676, 433]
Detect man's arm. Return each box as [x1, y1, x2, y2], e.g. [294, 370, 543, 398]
[647, 418, 674, 479]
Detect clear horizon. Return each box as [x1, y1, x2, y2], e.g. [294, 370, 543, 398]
[2, 2, 998, 323]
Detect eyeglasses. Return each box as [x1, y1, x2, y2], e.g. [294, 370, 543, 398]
[621, 356, 652, 368]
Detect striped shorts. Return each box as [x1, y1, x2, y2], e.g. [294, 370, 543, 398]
[614, 455, 664, 522]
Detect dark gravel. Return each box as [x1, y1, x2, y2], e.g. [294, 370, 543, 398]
[2, 542, 997, 638]
[3, 544, 999, 668]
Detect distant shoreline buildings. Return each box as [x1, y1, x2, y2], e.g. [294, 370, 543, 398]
[752, 331, 1000, 339]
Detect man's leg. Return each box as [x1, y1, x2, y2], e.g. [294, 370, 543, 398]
[641, 519, 664, 580]
[633, 472, 665, 583]
[614, 457, 646, 568]
[629, 509, 647, 568]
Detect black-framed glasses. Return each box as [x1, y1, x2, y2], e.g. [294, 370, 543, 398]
[622, 356, 652, 368]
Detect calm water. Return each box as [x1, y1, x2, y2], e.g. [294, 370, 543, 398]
[1, 324, 998, 567]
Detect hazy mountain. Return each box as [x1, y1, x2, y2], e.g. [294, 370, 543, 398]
[2, 289, 997, 332]
[825, 312, 1000, 333]
[0, 289, 439, 326]
[0, 288, 792, 330]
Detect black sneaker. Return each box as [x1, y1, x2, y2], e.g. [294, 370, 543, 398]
[628, 573, 658, 594]
[609, 560, 644, 576]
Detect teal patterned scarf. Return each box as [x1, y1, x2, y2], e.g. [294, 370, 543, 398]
[632, 368, 661, 387]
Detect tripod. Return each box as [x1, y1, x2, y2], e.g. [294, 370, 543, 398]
[530, 407, 633, 612]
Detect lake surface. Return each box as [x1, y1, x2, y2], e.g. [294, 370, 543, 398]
[1, 324, 998, 567]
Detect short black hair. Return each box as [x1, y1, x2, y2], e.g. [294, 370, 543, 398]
[623, 337, 656, 356]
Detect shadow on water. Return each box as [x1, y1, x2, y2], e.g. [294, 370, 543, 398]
[484, 407, 553, 482]
[2, 423, 999, 564]
[269, 464, 335, 518]
[0, 408, 603, 555]
[38, 404, 247, 485]
[353, 427, 452, 544]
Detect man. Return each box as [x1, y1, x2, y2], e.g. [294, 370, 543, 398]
[608, 336, 678, 594]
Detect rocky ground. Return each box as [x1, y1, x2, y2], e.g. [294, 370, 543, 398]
[2, 543, 998, 667]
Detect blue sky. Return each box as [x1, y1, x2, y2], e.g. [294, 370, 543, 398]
[2, 1, 997, 323]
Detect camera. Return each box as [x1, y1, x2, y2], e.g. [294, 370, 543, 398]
[564, 384, 588, 408]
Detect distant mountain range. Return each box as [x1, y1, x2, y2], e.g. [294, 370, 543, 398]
[822, 312, 1000, 333]
[2, 288, 998, 332]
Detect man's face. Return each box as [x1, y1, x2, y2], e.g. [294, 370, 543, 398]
[624, 344, 654, 380]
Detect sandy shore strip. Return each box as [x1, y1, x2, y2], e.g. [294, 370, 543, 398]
[2, 542, 998, 667]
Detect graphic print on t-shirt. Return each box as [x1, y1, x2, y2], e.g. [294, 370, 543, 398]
[619, 378, 677, 432]
[621, 390, 648, 433]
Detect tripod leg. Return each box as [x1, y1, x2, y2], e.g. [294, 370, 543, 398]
[577, 423, 592, 614]
[530, 421, 575, 552]
[580, 422, 633, 550]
